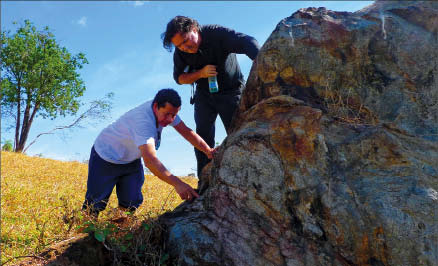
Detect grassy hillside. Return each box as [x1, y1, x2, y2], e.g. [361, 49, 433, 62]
[1, 151, 197, 265]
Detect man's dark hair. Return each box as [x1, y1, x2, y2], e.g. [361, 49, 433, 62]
[153, 88, 181, 109]
[161, 16, 200, 52]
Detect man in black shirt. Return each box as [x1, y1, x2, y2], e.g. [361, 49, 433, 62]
[162, 15, 260, 178]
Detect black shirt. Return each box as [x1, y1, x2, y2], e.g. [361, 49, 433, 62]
[173, 25, 260, 95]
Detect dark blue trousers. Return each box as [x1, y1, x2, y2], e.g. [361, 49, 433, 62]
[82, 146, 145, 215]
[194, 91, 240, 177]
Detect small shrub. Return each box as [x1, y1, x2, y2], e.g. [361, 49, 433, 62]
[1, 140, 13, 152]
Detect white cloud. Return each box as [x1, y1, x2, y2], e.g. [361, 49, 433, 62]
[120, 1, 148, 7]
[77, 16, 87, 27]
[134, 1, 146, 7]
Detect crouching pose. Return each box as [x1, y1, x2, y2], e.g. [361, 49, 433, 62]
[83, 88, 214, 217]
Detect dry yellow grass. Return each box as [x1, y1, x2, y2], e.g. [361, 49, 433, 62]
[1, 151, 197, 265]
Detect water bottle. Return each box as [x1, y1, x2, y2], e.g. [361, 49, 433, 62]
[208, 76, 219, 93]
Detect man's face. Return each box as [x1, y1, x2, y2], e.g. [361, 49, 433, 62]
[153, 102, 180, 127]
[171, 29, 200, 53]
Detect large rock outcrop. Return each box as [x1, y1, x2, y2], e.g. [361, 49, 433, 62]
[161, 1, 438, 265]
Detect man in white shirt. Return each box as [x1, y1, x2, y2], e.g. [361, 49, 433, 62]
[82, 88, 213, 217]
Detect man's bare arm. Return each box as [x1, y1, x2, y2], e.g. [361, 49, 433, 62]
[139, 143, 199, 200]
[174, 121, 215, 159]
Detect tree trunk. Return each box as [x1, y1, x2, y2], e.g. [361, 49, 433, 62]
[16, 103, 39, 153]
[17, 91, 32, 152]
[16, 126, 29, 153]
[14, 82, 22, 152]
[18, 88, 31, 152]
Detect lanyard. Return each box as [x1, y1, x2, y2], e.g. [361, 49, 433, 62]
[155, 130, 161, 150]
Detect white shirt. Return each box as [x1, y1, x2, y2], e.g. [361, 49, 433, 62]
[93, 100, 181, 164]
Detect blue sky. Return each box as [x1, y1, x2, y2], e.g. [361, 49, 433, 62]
[1, 1, 373, 176]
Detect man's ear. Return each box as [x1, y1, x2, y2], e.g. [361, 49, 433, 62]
[152, 102, 159, 114]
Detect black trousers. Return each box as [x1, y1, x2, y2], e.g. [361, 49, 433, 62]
[194, 90, 240, 178]
[82, 146, 144, 215]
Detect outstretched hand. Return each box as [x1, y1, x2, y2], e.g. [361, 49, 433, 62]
[205, 146, 219, 159]
[174, 180, 199, 201]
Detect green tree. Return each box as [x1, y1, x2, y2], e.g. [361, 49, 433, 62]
[1, 140, 13, 152]
[1, 20, 108, 152]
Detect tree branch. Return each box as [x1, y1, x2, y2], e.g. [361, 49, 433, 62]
[1, 255, 47, 266]
[23, 93, 113, 153]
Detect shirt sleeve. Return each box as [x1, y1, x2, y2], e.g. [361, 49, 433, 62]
[216, 26, 260, 60]
[130, 112, 157, 148]
[133, 122, 156, 148]
[171, 114, 182, 127]
[173, 51, 187, 85]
